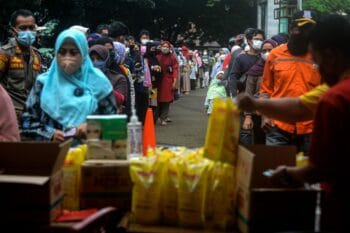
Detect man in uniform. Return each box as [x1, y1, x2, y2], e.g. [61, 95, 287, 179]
[0, 9, 41, 124]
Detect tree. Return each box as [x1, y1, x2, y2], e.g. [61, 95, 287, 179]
[303, 0, 350, 15]
[0, 0, 257, 48]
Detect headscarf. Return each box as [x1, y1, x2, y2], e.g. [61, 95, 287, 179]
[113, 41, 126, 64]
[181, 45, 190, 60]
[37, 29, 112, 129]
[89, 44, 109, 60]
[246, 39, 278, 77]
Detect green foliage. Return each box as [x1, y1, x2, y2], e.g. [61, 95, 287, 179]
[0, 0, 256, 48]
[303, 0, 350, 15]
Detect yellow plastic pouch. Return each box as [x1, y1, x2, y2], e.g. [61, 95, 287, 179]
[162, 157, 181, 225]
[204, 97, 227, 161]
[130, 156, 164, 224]
[212, 163, 236, 230]
[178, 157, 211, 227]
[221, 98, 240, 164]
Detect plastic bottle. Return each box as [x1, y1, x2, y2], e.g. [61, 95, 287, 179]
[63, 147, 84, 210]
[127, 113, 143, 160]
[126, 64, 143, 160]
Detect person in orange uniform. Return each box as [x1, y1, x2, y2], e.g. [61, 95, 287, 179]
[259, 10, 320, 155]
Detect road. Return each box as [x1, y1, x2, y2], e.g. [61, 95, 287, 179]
[155, 88, 208, 149]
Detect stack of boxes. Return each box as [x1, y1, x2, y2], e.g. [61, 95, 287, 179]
[0, 140, 72, 225]
[79, 114, 133, 211]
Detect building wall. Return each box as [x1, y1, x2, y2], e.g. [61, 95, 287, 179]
[257, 0, 279, 39]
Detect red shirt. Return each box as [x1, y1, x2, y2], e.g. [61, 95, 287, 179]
[309, 77, 350, 230]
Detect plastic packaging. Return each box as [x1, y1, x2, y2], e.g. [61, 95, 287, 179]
[130, 156, 165, 224]
[127, 114, 143, 160]
[63, 147, 84, 210]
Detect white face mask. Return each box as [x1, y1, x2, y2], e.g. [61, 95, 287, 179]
[261, 52, 270, 61]
[141, 39, 149, 45]
[252, 40, 263, 50]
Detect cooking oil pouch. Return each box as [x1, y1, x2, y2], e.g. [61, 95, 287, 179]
[221, 98, 240, 165]
[130, 156, 164, 224]
[213, 163, 236, 230]
[178, 157, 211, 227]
[204, 97, 227, 161]
[162, 156, 181, 225]
[204, 160, 215, 220]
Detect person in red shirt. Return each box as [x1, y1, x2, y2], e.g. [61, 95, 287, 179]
[156, 41, 179, 125]
[271, 14, 350, 232]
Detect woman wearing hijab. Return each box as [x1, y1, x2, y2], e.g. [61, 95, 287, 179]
[89, 44, 128, 113]
[156, 41, 178, 125]
[21, 29, 116, 142]
[242, 38, 278, 144]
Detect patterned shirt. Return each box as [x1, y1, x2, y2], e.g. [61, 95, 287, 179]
[21, 80, 117, 141]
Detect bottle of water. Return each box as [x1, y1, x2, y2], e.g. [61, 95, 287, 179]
[127, 113, 142, 160]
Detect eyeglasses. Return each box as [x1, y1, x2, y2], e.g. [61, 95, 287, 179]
[16, 25, 36, 31]
[58, 48, 80, 56]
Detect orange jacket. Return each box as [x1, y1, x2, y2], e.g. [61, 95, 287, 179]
[260, 44, 321, 134]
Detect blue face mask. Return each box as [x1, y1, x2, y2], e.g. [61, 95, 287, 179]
[93, 60, 107, 72]
[17, 31, 36, 47]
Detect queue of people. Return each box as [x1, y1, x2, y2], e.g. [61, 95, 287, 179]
[0, 7, 349, 232]
[0, 8, 219, 143]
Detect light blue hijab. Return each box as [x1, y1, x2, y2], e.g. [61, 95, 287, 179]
[37, 29, 112, 130]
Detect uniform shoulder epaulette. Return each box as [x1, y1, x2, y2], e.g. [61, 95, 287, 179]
[1, 43, 15, 50]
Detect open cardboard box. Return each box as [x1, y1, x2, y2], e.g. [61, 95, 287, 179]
[235, 145, 319, 233]
[0, 139, 72, 224]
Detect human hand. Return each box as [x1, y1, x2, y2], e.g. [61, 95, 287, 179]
[270, 166, 304, 188]
[242, 115, 253, 130]
[172, 81, 177, 90]
[75, 123, 87, 139]
[53, 130, 65, 142]
[261, 116, 275, 133]
[237, 93, 256, 112]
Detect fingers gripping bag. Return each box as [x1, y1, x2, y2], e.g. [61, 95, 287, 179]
[178, 156, 211, 227]
[130, 156, 165, 224]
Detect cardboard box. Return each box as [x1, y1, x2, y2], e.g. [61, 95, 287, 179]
[86, 115, 127, 159]
[235, 145, 318, 233]
[80, 160, 132, 211]
[0, 140, 72, 224]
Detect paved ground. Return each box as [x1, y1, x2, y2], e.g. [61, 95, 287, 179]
[155, 87, 208, 148]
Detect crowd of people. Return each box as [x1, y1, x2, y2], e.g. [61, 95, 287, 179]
[0, 7, 350, 232]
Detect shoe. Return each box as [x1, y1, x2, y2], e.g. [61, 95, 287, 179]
[165, 118, 172, 123]
[160, 120, 167, 126]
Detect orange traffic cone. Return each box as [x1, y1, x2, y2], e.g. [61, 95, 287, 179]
[143, 108, 156, 156]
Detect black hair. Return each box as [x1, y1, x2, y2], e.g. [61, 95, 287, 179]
[10, 9, 35, 27]
[96, 24, 109, 34]
[127, 35, 135, 41]
[246, 28, 265, 40]
[108, 21, 129, 38]
[139, 29, 150, 39]
[95, 36, 114, 48]
[309, 14, 350, 59]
